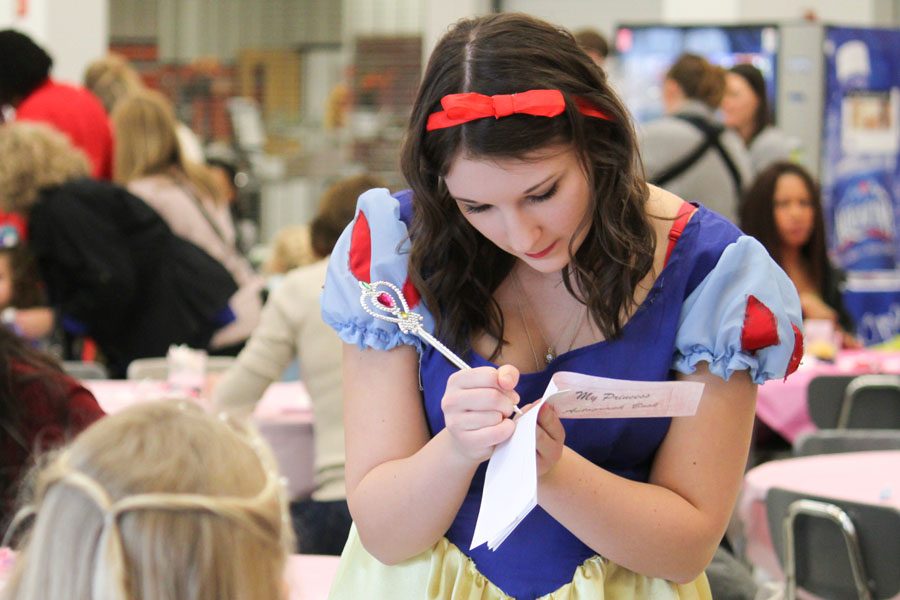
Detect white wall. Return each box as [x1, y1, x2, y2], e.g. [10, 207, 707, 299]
[502, 0, 897, 36]
[0, 0, 107, 84]
[501, 0, 663, 39]
[421, 0, 491, 57]
[738, 0, 887, 25]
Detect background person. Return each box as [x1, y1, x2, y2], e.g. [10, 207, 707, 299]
[0, 325, 103, 529]
[639, 53, 753, 223]
[262, 225, 316, 276]
[0, 232, 56, 346]
[2, 401, 293, 600]
[573, 28, 610, 68]
[206, 155, 258, 256]
[322, 13, 801, 599]
[0, 29, 112, 179]
[111, 89, 263, 354]
[720, 64, 801, 174]
[0, 122, 238, 378]
[740, 161, 857, 346]
[215, 173, 384, 555]
[83, 53, 206, 164]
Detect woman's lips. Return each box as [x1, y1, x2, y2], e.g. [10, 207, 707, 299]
[526, 241, 557, 259]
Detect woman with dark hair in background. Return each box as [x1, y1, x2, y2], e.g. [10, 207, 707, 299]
[639, 53, 753, 223]
[0, 325, 104, 528]
[741, 161, 857, 346]
[721, 64, 801, 174]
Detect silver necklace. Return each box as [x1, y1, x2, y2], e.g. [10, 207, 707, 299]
[511, 287, 543, 371]
[511, 269, 586, 365]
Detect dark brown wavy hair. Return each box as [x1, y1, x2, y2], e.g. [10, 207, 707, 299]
[740, 161, 828, 290]
[401, 13, 654, 357]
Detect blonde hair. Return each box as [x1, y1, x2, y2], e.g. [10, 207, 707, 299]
[263, 225, 315, 274]
[111, 89, 222, 203]
[3, 401, 293, 600]
[0, 122, 91, 214]
[83, 54, 144, 114]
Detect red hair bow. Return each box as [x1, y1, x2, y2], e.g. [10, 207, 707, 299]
[426, 89, 611, 131]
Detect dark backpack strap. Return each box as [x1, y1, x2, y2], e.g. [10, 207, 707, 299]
[650, 114, 743, 194]
[650, 125, 715, 187]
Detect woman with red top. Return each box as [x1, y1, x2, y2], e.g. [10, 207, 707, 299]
[0, 29, 113, 179]
[0, 325, 104, 529]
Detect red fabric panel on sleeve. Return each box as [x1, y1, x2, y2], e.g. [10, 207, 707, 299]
[348, 211, 371, 283]
[786, 323, 804, 377]
[741, 295, 779, 352]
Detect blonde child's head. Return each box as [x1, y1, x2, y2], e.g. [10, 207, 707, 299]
[83, 54, 144, 114]
[3, 401, 293, 600]
[263, 224, 314, 274]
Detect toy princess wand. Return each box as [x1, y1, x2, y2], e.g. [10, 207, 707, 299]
[359, 280, 523, 415]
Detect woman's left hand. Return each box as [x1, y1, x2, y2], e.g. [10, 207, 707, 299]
[530, 402, 565, 477]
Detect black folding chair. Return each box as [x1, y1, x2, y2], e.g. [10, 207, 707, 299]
[838, 375, 900, 429]
[766, 487, 900, 599]
[807, 375, 858, 429]
[793, 429, 900, 456]
[807, 374, 900, 430]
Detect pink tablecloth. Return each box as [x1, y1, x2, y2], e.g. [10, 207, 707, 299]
[84, 380, 316, 499]
[756, 350, 900, 443]
[736, 451, 900, 582]
[286, 554, 340, 600]
[0, 550, 338, 599]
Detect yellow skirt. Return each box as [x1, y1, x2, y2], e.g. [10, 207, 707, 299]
[328, 525, 712, 600]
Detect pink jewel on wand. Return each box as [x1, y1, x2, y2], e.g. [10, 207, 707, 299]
[359, 280, 522, 415]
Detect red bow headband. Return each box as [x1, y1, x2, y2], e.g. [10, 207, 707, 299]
[426, 89, 612, 131]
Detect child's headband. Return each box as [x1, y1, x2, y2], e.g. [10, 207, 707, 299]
[426, 89, 612, 131]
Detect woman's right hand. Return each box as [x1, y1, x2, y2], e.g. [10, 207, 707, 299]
[441, 364, 520, 462]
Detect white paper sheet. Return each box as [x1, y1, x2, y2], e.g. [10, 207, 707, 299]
[470, 372, 705, 551]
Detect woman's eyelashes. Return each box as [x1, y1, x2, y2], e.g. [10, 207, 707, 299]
[462, 202, 491, 214]
[459, 182, 560, 215]
[527, 181, 559, 204]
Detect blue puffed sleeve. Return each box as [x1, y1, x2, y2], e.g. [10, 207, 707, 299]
[672, 236, 803, 384]
[321, 188, 434, 353]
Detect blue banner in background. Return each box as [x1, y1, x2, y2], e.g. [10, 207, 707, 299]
[822, 26, 900, 271]
[843, 274, 900, 345]
[823, 27, 900, 344]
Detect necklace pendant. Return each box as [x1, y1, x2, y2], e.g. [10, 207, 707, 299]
[545, 347, 555, 364]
